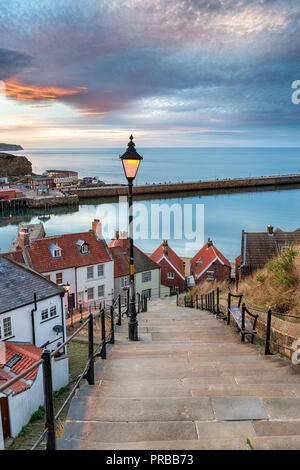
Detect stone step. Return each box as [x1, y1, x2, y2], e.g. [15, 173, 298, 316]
[58, 437, 250, 450]
[66, 396, 214, 422]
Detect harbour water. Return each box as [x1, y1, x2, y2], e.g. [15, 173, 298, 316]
[0, 147, 299, 260]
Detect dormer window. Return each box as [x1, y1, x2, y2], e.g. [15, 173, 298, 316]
[49, 243, 62, 259]
[77, 240, 89, 254]
[196, 258, 202, 267]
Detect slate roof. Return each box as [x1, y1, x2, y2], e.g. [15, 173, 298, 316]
[150, 242, 185, 279]
[26, 232, 112, 273]
[190, 241, 230, 279]
[0, 255, 64, 314]
[241, 228, 300, 269]
[109, 244, 160, 278]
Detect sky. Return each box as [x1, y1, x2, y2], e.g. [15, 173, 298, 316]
[0, 0, 300, 148]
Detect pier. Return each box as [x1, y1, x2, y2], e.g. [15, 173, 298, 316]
[66, 173, 300, 200]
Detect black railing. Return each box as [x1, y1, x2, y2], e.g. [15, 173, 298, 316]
[181, 289, 300, 360]
[0, 294, 128, 450]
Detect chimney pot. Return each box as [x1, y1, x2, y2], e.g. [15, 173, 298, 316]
[267, 225, 274, 235]
[92, 219, 102, 238]
[207, 237, 213, 247]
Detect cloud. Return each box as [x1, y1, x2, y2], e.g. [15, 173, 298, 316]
[0, 0, 299, 143]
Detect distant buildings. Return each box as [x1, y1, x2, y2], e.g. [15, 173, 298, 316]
[190, 238, 231, 284]
[150, 240, 185, 293]
[108, 231, 167, 300]
[236, 225, 300, 283]
[28, 170, 78, 191]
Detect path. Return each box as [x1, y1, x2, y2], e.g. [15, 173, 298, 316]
[59, 297, 300, 450]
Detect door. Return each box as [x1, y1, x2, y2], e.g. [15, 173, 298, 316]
[0, 397, 11, 439]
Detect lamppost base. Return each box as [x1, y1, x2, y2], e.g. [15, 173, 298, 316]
[128, 319, 138, 341]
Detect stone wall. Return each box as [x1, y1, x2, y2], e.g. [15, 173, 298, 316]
[26, 194, 79, 208]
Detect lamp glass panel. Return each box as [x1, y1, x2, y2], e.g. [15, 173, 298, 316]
[122, 159, 140, 180]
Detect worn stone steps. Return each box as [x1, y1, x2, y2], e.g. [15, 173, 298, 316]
[59, 297, 300, 450]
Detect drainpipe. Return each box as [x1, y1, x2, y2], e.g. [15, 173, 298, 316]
[31, 292, 37, 346]
[75, 267, 78, 307]
[60, 292, 65, 347]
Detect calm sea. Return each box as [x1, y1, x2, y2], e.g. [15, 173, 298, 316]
[0, 147, 299, 260]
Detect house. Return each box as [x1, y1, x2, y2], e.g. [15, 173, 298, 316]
[46, 170, 78, 188]
[0, 342, 44, 444]
[190, 238, 231, 284]
[0, 188, 24, 200]
[4, 220, 114, 312]
[0, 255, 69, 447]
[150, 240, 185, 293]
[236, 225, 300, 283]
[28, 175, 54, 191]
[108, 231, 168, 301]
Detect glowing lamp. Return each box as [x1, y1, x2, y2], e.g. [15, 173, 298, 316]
[63, 282, 71, 292]
[120, 135, 143, 181]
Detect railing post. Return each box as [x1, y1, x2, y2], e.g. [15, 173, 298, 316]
[196, 294, 198, 309]
[265, 308, 272, 355]
[144, 296, 147, 312]
[176, 293, 179, 306]
[184, 296, 187, 308]
[110, 305, 115, 344]
[191, 295, 193, 308]
[86, 314, 95, 385]
[241, 303, 246, 342]
[201, 294, 203, 310]
[117, 295, 122, 326]
[42, 349, 56, 451]
[212, 291, 215, 314]
[227, 293, 231, 325]
[216, 288, 220, 315]
[100, 308, 106, 360]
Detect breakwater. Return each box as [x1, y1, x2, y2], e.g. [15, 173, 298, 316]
[66, 173, 300, 199]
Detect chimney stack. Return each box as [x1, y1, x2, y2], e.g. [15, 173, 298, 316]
[92, 219, 103, 238]
[118, 231, 130, 252]
[114, 229, 120, 240]
[162, 240, 169, 256]
[207, 237, 213, 247]
[18, 227, 30, 250]
[267, 225, 274, 235]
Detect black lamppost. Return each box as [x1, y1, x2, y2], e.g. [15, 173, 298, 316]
[120, 135, 143, 341]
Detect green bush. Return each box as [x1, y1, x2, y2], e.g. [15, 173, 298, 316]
[255, 272, 265, 282]
[267, 248, 297, 287]
[29, 405, 45, 423]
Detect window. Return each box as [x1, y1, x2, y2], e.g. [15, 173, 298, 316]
[3, 317, 12, 338]
[81, 243, 89, 254]
[142, 271, 151, 283]
[98, 285, 104, 298]
[167, 272, 175, 279]
[206, 271, 214, 280]
[142, 289, 151, 299]
[56, 272, 63, 284]
[196, 260, 202, 267]
[50, 306, 57, 317]
[6, 354, 22, 368]
[54, 249, 61, 258]
[87, 287, 94, 300]
[44, 275, 51, 281]
[87, 266, 94, 280]
[97, 264, 104, 277]
[41, 309, 48, 321]
[121, 276, 129, 288]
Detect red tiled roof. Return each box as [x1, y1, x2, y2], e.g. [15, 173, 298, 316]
[108, 239, 120, 248]
[0, 342, 42, 394]
[0, 370, 30, 395]
[27, 232, 111, 273]
[150, 242, 185, 279]
[110, 246, 130, 278]
[235, 254, 241, 267]
[2, 250, 27, 265]
[190, 242, 230, 279]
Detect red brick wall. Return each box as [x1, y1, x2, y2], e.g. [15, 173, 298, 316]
[158, 258, 185, 292]
[195, 259, 231, 284]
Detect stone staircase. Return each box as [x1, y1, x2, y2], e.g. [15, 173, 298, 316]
[59, 297, 300, 450]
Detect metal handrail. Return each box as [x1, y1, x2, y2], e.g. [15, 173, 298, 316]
[0, 293, 128, 451]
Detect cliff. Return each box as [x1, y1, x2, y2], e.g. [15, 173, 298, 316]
[0, 153, 32, 176]
[0, 143, 23, 151]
